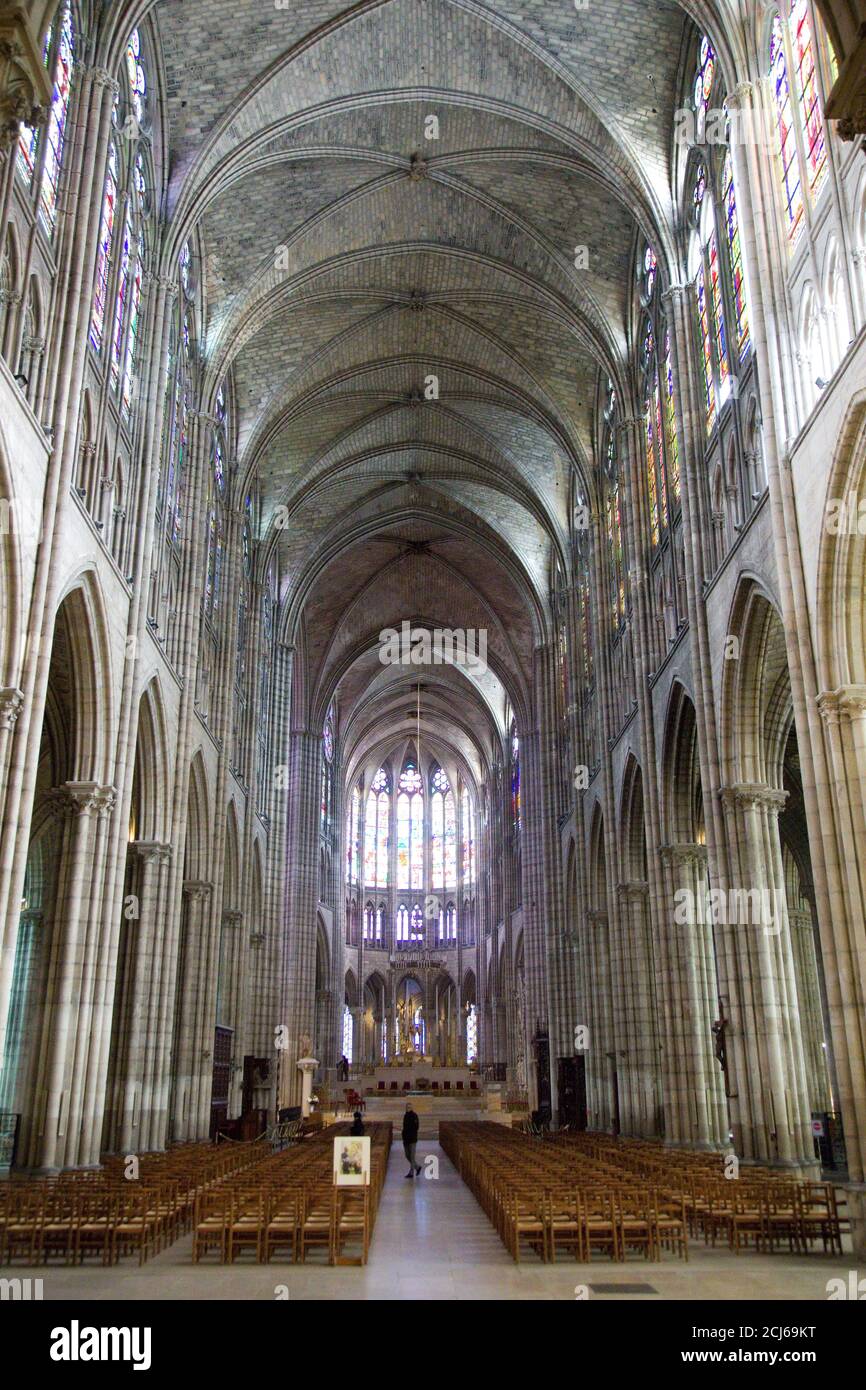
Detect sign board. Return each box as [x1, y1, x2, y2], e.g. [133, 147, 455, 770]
[333, 1135, 371, 1186]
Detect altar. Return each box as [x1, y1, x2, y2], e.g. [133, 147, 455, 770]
[349, 1061, 480, 1093]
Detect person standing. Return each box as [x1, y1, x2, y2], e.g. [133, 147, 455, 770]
[402, 1103, 422, 1178]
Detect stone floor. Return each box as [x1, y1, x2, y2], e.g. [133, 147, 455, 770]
[12, 1142, 855, 1301]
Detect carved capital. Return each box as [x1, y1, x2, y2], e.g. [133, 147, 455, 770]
[51, 781, 115, 819]
[0, 10, 52, 151]
[719, 783, 787, 815]
[183, 879, 213, 902]
[617, 879, 649, 902]
[88, 67, 120, 96]
[221, 909, 243, 927]
[130, 840, 172, 865]
[660, 842, 708, 869]
[0, 686, 24, 730]
[725, 81, 755, 112]
[817, 685, 866, 723]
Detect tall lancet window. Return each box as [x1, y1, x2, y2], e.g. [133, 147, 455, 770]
[397, 761, 424, 890]
[365, 768, 390, 888]
[461, 786, 475, 884]
[430, 766, 456, 887]
[346, 785, 361, 885]
[510, 723, 521, 833]
[17, 6, 75, 234]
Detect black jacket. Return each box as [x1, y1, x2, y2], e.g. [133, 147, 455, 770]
[402, 1109, 419, 1142]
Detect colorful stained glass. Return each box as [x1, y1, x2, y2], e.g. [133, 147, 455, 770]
[461, 787, 474, 883]
[659, 332, 679, 504]
[511, 727, 520, 831]
[431, 787, 444, 884]
[644, 244, 657, 300]
[17, 25, 51, 185]
[789, 0, 827, 204]
[172, 381, 189, 542]
[578, 570, 592, 683]
[721, 152, 751, 362]
[645, 397, 660, 547]
[347, 786, 360, 882]
[466, 1004, 478, 1063]
[708, 232, 730, 400]
[179, 241, 191, 296]
[37, 8, 74, 233]
[410, 904, 424, 939]
[403, 778, 424, 889]
[654, 380, 668, 528]
[770, 17, 805, 243]
[125, 28, 146, 126]
[694, 34, 716, 140]
[443, 788, 456, 883]
[90, 143, 118, 352]
[110, 210, 132, 390]
[121, 233, 143, 415]
[696, 264, 717, 433]
[365, 769, 390, 887]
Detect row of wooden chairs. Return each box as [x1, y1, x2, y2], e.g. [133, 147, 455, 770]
[441, 1124, 842, 1263]
[0, 1137, 272, 1266]
[191, 1122, 393, 1265]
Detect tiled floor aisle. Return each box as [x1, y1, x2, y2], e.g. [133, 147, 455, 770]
[10, 1141, 855, 1300]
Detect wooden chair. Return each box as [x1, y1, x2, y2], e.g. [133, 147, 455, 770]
[193, 1191, 233, 1263]
[653, 1190, 689, 1261]
[583, 1190, 620, 1261]
[797, 1183, 842, 1255]
[334, 1189, 371, 1265]
[300, 1189, 334, 1264]
[228, 1193, 266, 1263]
[504, 1191, 547, 1263]
[617, 1190, 654, 1260]
[75, 1192, 115, 1266]
[547, 1189, 584, 1262]
[264, 1191, 299, 1263]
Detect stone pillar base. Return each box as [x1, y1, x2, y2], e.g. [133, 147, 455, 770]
[845, 1185, 866, 1260]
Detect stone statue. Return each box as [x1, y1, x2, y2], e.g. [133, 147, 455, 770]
[298, 1031, 314, 1058]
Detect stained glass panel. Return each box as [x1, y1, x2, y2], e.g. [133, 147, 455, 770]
[722, 152, 751, 361]
[125, 28, 146, 126]
[770, 17, 805, 242]
[696, 264, 717, 432]
[708, 232, 730, 401]
[694, 34, 716, 140]
[121, 234, 143, 415]
[37, 8, 74, 233]
[90, 143, 118, 352]
[663, 329, 680, 501]
[110, 210, 132, 390]
[789, 0, 827, 203]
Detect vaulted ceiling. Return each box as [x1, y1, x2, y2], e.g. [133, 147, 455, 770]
[149, 0, 700, 779]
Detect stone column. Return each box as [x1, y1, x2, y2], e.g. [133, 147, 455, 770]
[659, 844, 726, 1149]
[788, 906, 832, 1114]
[585, 909, 612, 1130]
[719, 785, 817, 1169]
[35, 783, 113, 1171]
[171, 881, 213, 1142]
[280, 730, 323, 1109]
[616, 880, 660, 1135]
[116, 842, 172, 1153]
